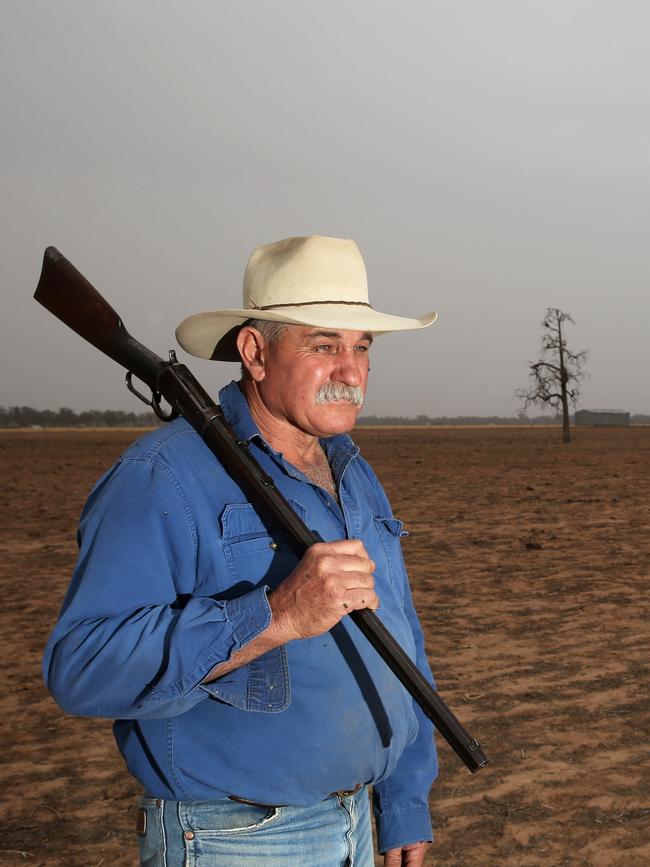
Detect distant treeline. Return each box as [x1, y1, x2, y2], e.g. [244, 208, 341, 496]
[0, 406, 159, 428]
[357, 413, 650, 426]
[2, 406, 649, 428]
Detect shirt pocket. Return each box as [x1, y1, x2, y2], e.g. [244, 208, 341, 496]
[220, 500, 306, 591]
[373, 515, 409, 606]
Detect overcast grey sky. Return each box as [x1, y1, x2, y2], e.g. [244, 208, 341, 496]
[2, 0, 649, 417]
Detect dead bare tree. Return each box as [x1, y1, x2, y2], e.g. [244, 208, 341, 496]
[516, 308, 588, 443]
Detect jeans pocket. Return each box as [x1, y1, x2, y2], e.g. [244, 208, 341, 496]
[179, 798, 282, 836]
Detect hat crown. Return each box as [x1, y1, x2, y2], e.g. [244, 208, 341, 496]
[243, 235, 369, 309]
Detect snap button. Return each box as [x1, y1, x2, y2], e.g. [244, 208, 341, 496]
[270, 541, 279, 550]
[184, 831, 195, 841]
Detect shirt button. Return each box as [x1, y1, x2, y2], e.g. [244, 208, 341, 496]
[184, 831, 195, 841]
[269, 541, 279, 550]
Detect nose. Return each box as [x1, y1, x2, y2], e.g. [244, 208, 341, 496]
[333, 348, 366, 387]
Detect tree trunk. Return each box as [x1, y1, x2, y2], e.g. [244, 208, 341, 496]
[557, 314, 571, 443]
[561, 386, 571, 443]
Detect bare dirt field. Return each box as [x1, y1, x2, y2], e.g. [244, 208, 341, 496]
[1, 425, 649, 866]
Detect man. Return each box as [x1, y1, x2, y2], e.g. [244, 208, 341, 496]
[44, 235, 439, 866]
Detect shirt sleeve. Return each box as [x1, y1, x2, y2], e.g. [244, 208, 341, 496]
[366, 472, 439, 853]
[43, 455, 287, 720]
[372, 574, 438, 852]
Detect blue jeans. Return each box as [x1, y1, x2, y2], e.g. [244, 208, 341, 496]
[137, 787, 374, 866]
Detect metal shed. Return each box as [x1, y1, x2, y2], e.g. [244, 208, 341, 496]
[574, 409, 630, 427]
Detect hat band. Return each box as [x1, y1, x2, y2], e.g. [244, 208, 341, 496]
[249, 299, 373, 311]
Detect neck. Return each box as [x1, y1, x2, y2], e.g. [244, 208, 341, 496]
[240, 379, 323, 465]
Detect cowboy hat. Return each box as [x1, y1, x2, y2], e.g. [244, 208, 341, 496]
[175, 235, 437, 361]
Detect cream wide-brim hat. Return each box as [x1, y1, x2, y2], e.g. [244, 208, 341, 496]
[175, 235, 437, 361]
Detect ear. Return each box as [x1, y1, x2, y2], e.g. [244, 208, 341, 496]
[236, 326, 266, 382]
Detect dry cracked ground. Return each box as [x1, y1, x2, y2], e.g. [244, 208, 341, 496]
[1, 425, 649, 866]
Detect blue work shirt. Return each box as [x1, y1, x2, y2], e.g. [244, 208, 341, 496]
[43, 381, 438, 852]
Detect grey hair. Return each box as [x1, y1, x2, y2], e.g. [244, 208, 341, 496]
[239, 318, 290, 378]
[243, 318, 289, 344]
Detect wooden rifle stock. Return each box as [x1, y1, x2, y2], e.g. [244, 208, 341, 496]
[34, 246, 488, 773]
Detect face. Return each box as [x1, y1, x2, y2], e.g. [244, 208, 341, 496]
[250, 325, 372, 438]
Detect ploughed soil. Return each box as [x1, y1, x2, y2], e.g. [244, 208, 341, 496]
[1, 425, 649, 866]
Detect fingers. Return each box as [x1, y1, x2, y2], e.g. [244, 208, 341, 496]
[308, 541, 375, 578]
[341, 587, 380, 612]
[307, 539, 376, 572]
[269, 539, 379, 640]
[316, 555, 375, 582]
[307, 543, 376, 605]
[319, 564, 375, 598]
[384, 842, 429, 867]
[316, 538, 370, 558]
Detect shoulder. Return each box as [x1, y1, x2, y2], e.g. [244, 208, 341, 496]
[80, 419, 216, 544]
[342, 438, 383, 493]
[115, 418, 218, 479]
[339, 441, 395, 517]
[353, 451, 381, 486]
[122, 417, 203, 463]
[84, 418, 217, 513]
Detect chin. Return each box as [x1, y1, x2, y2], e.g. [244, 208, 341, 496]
[313, 403, 361, 436]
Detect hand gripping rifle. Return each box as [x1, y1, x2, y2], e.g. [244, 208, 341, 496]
[34, 246, 488, 774]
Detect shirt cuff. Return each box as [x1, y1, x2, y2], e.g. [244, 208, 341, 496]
[375, 806, 433, 854]
[199, 587, 291, 712]
[223, 587, 273, 646]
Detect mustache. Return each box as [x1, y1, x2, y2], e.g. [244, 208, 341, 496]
[315, 382, 365, 407]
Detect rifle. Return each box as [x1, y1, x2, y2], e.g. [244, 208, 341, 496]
[34, 246, 488, 774]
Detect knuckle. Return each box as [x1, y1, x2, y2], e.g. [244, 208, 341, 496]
[323, 574, 340, 595]
[304, 546, 320, 565]
[320, 554, 336, 573]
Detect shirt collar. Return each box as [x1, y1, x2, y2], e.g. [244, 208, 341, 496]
[218, 380, 359, 481]
[219, 380, 261, 444]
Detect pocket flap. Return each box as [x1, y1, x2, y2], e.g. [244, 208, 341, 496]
[374, 515, 408, 537]
[220, 499, 307, 540]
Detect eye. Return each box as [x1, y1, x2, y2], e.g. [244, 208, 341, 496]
[355, 344, 370, 353]
[314, 343, 334, 352]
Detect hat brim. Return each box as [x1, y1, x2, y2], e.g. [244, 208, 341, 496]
[175, 305, 437, 361]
